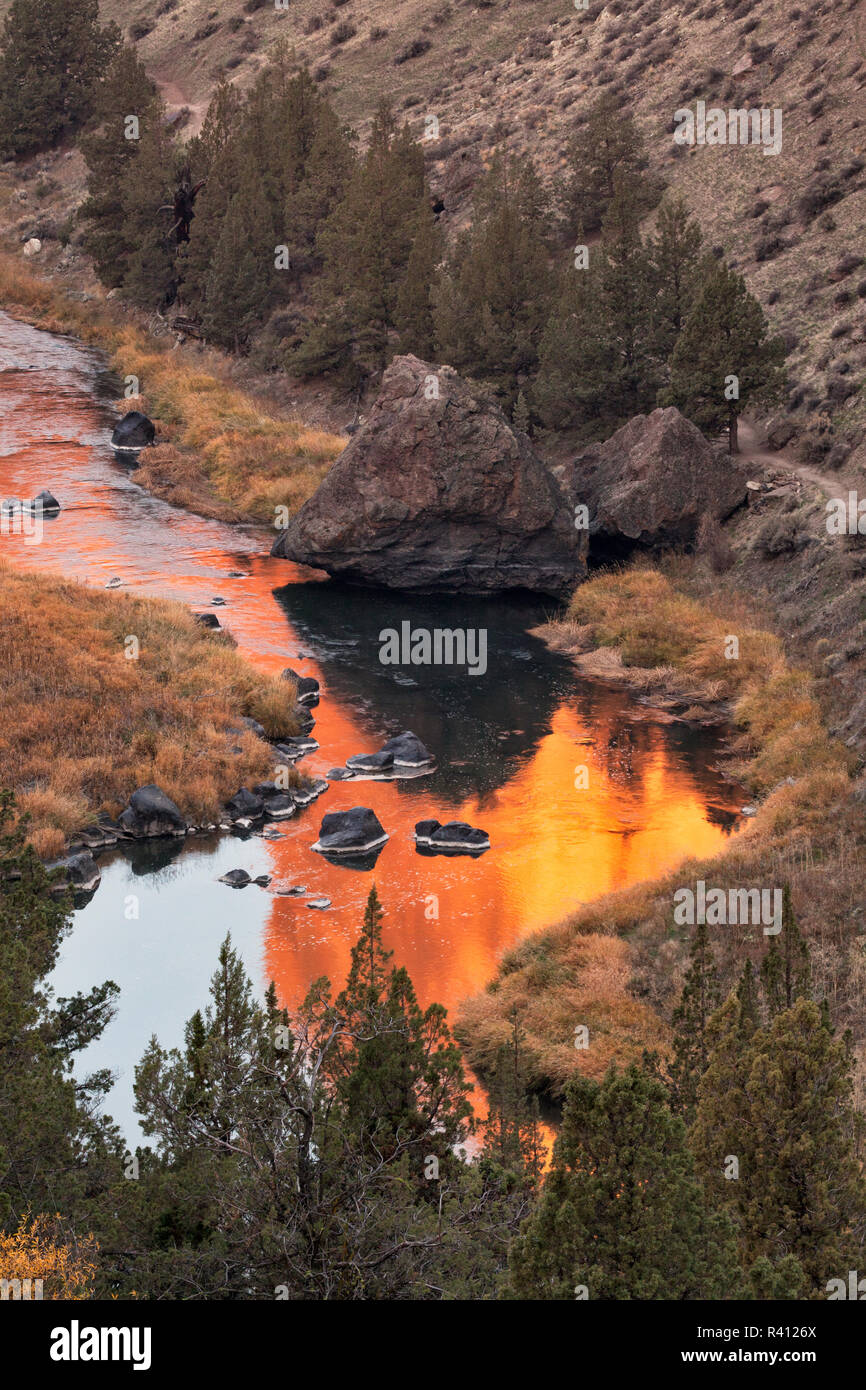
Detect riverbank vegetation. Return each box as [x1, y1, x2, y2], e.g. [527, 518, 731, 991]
[3, 851, 863, 1299]
[0, 562, 299, 855]
[0, 252, 345, 523]
[456, 559, 861, 1102]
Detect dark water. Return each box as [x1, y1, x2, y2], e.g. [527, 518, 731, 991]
[0, 310, 744, 1137]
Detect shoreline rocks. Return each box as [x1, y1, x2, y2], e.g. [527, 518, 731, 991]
[339, 730, 435, 780]
[118, 785, 188, 839]
[110, 410, 156, 454]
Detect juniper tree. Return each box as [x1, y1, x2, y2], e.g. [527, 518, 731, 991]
[434, 151, 553, 407]
[660, 256, 786, 451]
[559, 95, 663, 237]
[0, 0, 119, 157]
[509, 1061, 742, 1300]
[692, 994, 866, 1290]
[79, 47, 162, 289]
[760, 884, 811, 1019]
[669, 920, 721, 1123]
[202, 170, 277, 351]
[598, 175, 660, 422]
[533, 249, 609, 432]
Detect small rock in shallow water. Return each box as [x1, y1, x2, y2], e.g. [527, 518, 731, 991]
[219, 869, 252, 887]
[312, 807, 388, 856]
[414, 819, 490, 854]
[306, 896, 331, 910]
[253, 874, 271, 887]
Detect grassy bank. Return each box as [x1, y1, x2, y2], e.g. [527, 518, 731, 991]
[0, 562, 300, 858]
[456, 562, 859, 1099]
[0, 252, 345, 524]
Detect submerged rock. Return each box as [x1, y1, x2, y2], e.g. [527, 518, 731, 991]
[28, 489, 60, 513]
[118, 785, 187, 839]
[271, 355, 584, 597]
[311, 807, 389, 856]
[111, 410, 156, 453]
[413, 819, 490, 855]
[307, 896, 331, 910]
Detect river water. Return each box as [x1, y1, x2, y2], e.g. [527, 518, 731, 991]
[0, 310, 744, 1136]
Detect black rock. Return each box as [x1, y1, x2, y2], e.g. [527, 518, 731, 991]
[48, 850, 101, 894]
[327, 767, 356, 780]
[312, 807, 389, 856]
[29, 489, 60, 513]
[194, 612, 221, 629]
[118, 784, 188, 839]
[219, 869, 252, 887]
[225, 788, 265, 822]
[346, 750, 395, 772]
[111, 410, 156, 452]
[241, 716, 267, 740]
[273, 736, 319, 762]
[282, 668, 321, 706]
[414, 819, 490, 854]
[382, 731, 433, 766]
[253, 874, 271, 887]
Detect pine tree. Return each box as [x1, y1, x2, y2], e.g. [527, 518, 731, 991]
[0, 0, 120, 157]
[117, 115, 179, 310]
[479, 1010, 544, 1184]
[79, 46, 162, 289]
[669, 921, 721, 1123]
[202, 169, 277, 350]
[395, 206, 442, 358]
[692, 994, 866, 1289]
[650, 195, 704, 367]
[660, 256, 786, 452]
[760, 884, 811, 1019]
[434, 151, 553, 406]
[509, 1061, 742, 1299]
[596, 174, 659, 421]
[560, 95, 663, 237]
[533, 251, 609, 432]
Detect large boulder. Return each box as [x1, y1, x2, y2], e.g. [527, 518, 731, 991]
[414, 819, 490, 854]
[118, 785, 187, 838]
[271, 356, 585, 597]
[557, 407, 747, 551]
[111, 410, 156, 452]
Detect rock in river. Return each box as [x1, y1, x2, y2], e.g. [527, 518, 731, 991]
[271, 355, 584, 597]
[118, 785, 188, 839]
[414, 819, 490, 855]
[47, 850, 102, 895]
[110, 410, 156, 454]
[282, 668, 320, 706]
[311, 807, 389, 857]
[344, 730, 434, 775]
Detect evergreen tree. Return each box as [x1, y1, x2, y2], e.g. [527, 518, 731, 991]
[559, 94, 663, 236]
[0, 0, 120, 157]
[434, 151, 553, 406]
[669, 921, 721, 1123]
[660, 256, 786, 451]
[649, 195, 704, 366]
[509, 1061, 742, 1299]
[692, 995, 866, 1289]
[395, 206, 442, 358]
[479, 1010, 544, 1184]
[79, 46, 162, 288]
[117, 116, 179, 309]
[760, 884, 812, 1019]
[202, 169, 277, 350]
[598, 174, 660, 421]
[294, 101, 430, 384]
[533, 249, 609, 432]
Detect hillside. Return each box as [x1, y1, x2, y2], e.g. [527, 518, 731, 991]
[0, 0, 864, 454]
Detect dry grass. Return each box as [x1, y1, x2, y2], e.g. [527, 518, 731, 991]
[0, 562, 300, 856]
[457, 560, 857, 1097]
[0, 253, 345, 524]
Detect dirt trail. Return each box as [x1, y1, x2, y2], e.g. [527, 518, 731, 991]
[155, 77, 207, 139]
[738, 417, 849, 499]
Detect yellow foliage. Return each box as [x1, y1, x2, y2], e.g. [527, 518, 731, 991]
[0, 1214, 98, 1300]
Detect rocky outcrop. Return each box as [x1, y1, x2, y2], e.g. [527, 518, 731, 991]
[282, 668, 320, 706]
[271, 355, 585, 597]
[47, 850, 102, 895]
[556, 407, 747, 552]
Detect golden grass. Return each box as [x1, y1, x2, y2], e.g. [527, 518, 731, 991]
[457, 561, 855, 1096]
[0, 252, 345, 524]
[0, 562, 300, 855]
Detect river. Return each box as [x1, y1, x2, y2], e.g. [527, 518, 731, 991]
[0, 309, 744, 1136]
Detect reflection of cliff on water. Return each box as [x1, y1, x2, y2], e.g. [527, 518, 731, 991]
[273, 579, 576, 804]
